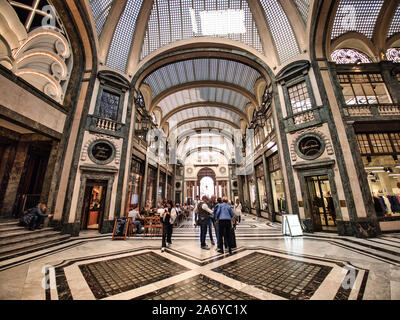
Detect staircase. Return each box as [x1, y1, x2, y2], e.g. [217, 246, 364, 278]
[0, 219, 71, 262]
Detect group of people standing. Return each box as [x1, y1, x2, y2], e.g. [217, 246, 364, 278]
[128, 196, 243, 255]
[194, 195, 242, 254]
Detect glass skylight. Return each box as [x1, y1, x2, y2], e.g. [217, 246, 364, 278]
[106, 0, 143, 73]
[89, 0, 113, 38]
[157, 87, 249, 116]
[144, 58, 261, 99]
[293, 0, 310, 23]
[331, 0, 384, 40]
[140, 0, 263, 60]
[388, 5, 400, 38]
[259, 0, 300, 64]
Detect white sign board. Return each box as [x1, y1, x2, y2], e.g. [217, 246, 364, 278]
[282, 214, 303, 237]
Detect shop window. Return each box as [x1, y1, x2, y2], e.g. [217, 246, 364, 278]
[356, 134, 372, 154]
[98, 90, 120, 121]
[356, 133, 399, 155]
[287, 81, 312, 114]
[369, 133, 393, 154]
[390, 133, 400, 153]
[268, 153, 281, 172]
[338, 73, 392, 105]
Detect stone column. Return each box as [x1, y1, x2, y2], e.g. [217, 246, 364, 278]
[254, 175, 261, 217]
[262, 153, 275, 220]
[155, 163, 160, 202]
[237, 168, 245, 206]
[228, 166, 233, 200]
[164, 170, 168, 201]
[244, 174, 251, 212]
[1, 141, 29, 217]
[172, 164, 176, 203]
[140, 155, 149, 210]
[40, 140, 59, 205]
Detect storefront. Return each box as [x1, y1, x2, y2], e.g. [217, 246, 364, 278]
[146, 165, 157, 206]
[268, 153, 286, 214]
[127, 156, 143, 212]
[256, 163, 268, 211]
[357, 132, 400, 217]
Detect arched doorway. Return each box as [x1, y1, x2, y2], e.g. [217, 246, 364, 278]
[197, 167, 216, 199]
[200, 177, 214, 199]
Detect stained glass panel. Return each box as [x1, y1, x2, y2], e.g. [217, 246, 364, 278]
[331, 49, 372, 64]
[99, 90, 120, 121]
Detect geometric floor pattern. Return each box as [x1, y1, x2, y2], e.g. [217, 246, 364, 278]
[79, 252, 189, 299]
[133, 274, 258, 300]
[212, 252, 333, 300]
[3, 213, 400, 300]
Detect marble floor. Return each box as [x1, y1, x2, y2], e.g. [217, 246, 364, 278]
[0, 213, 400, 300]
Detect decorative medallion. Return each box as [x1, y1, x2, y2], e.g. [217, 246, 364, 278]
[88, 139, 116, 165]
[186, 167, 193, 174]
[219, 167, 226, 174]
[296, 134, 325, 160]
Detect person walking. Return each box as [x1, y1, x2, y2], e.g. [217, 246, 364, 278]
[161, 200, 177, 252]
[207, 195, 217, 245]
[197, 195, 214, 250]
[214, 197, 234, 254]
[193, 195, 200, 226]
[214, 197, 223, 251]
[234, 198, 242, 223]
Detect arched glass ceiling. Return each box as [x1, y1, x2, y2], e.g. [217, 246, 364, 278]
[259, 0, 300, 64]
[89, 0, 113, 38]
[331, 0, 384, 40]
[293, 0, 310, 23]
[388, 5, 400, 38]
[144, 58, 261, 99]
[140, 0, 263, 60]
[177, 134, 234, 153]
[106, 0, 143, 72]
[167, 107, 242, 126]
[157, 87, 249, 115]
[171, 120, 236, 138]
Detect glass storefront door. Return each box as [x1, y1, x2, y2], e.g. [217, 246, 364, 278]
[305, 175, 337, 232]
[81, 180, 107, 230]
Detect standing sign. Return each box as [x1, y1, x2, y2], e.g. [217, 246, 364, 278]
[112, 217, 130, 240]
[282, 214, 303, 237]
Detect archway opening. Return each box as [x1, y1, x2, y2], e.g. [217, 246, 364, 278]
[200, 176, 215, 199]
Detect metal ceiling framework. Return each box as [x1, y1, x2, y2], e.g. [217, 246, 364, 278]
[87, 0, 400, 161]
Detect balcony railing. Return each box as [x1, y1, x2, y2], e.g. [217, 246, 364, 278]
[88, 115, 124, 136]
[284, 106, 322, 132]
[342, 103, 400, 117]
[292, 109, 316, 125]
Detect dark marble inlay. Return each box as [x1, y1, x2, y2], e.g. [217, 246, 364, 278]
[133, 274, 258, 300]
[79, 252, 189, 299]
[212, 252, 332, 300]
[55, 267, 73, 300]
[333, 269, 359, 300]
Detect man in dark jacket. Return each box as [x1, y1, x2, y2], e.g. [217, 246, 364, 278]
[23, 203, 53, 231]
[197, 196, 214, 250]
